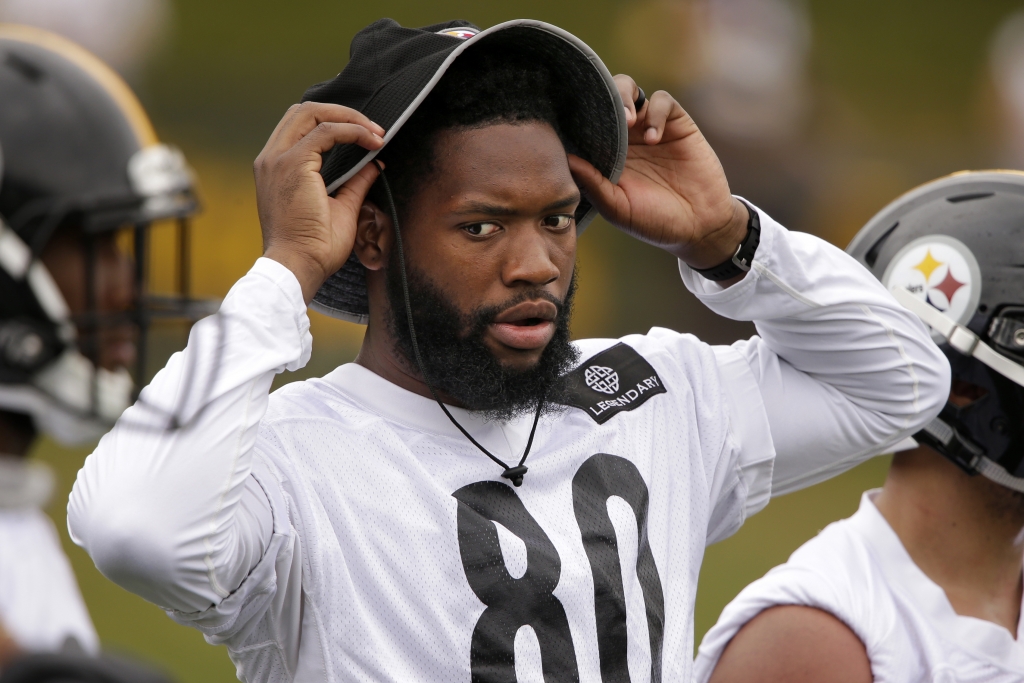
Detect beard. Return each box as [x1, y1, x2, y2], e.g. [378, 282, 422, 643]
[385, 259, 579, 421]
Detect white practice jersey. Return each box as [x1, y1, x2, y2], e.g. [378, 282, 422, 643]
[694, 491, 1024, 683]
[67, 205, 949, 683]
[0, 460, 98, 656]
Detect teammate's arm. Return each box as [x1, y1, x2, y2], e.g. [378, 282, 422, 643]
[0, 619, 21, 669]
[67, 104, 384, 612]
[707, 606, 872, 683]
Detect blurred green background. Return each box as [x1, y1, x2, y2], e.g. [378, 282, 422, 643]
[11, 0, 1024, 680]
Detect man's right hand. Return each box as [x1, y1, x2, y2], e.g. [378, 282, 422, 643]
[254, 102, 385, 303]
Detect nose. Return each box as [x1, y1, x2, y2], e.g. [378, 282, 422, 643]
[98, 238, 136, 313]
[501, 224, 565, 289]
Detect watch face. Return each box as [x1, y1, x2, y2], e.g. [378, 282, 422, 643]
[883, 234, 982, 342]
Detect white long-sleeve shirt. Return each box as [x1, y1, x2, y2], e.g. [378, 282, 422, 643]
[0, 458, 98, 658]
[68, 205, 949, 683]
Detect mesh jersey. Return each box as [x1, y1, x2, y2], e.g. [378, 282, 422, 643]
[174, 332, 772, 682]
[68, 204, 950, 683]
[694, 491, 1024, 683]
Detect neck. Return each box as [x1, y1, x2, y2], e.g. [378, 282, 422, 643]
[875, 446, 1024, 636]
[0, 411, 36, 457]
[355, 318, 462, 406]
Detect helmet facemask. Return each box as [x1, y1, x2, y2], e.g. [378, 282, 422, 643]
[0, 145, 217, 445]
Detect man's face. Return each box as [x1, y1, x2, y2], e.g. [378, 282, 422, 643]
[396, 121, 579, 371]
[41, 225, 137, 371]
[377, 121, 581, 416]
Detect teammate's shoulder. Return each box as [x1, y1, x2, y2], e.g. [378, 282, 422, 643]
[785, 516, 875, 579]
[742, 513, 888, 622]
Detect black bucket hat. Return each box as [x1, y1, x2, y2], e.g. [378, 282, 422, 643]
[300, 18, 628, 324]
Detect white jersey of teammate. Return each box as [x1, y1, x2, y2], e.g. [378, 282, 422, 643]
[694, 490, 1024, 682]
[67, 206, 948, 682]
[0, 458, 98, 656]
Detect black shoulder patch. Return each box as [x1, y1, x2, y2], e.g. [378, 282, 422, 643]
[559, 343, 667, 424]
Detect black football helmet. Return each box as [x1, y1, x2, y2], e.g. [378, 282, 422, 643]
[847, 170, 1024, 492]
[0, 24, 213, 444]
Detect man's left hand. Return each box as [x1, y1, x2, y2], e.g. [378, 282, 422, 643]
[569, 74, 749, 272]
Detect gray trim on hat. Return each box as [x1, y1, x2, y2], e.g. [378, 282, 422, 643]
[309, 299, 370, 324]
[314, 20, 628, 325]
[324, 19, 629, 220]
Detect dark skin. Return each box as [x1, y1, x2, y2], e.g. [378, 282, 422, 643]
[355, 123, 578, 383]
[707, 387, 1024, 683]
[0, 620, 19, 669]
[255, 75, 749, 402]
[0, 225, 136, 457]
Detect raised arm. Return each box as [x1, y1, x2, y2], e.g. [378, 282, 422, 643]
[571, 76, 948, 501]
[67, 103, 385, 612]
[680, 207, 950, 495]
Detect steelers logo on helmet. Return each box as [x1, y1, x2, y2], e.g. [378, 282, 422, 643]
[882, 235, 982, 341]
[436, 27, 479, 40]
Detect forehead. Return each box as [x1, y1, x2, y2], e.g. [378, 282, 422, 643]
[424, 121, 575, 210]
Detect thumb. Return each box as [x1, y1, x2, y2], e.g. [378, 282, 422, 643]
[568, 153, 626, 221]
[333, 160, 382, 210]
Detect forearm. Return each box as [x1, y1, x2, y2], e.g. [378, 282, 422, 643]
[68, 258, 309, 612]
[0, 621, 20, 669]
[683, 203, 950, 493]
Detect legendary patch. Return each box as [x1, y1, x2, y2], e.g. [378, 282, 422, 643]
[560, 343, 666, 424]
[882, 234, 982, 342]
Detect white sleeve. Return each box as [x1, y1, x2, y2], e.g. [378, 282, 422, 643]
[680, 202, 950, 498]
[67, 257, 310, 613]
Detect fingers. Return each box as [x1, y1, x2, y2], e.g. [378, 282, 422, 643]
[298, 121, 384, 157]
[334, 159, 382, 206]
[613, 74, 643, 126]
[567, 153, 625, 220]
[266, 101, 385, 157]
[635, 90, 682, 145]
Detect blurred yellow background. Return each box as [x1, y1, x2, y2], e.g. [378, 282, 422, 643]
[9, 0, 1024, 679]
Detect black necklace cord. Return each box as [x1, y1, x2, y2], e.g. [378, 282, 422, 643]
[371, 161, 542, 487]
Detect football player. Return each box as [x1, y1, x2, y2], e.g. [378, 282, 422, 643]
[68, 19, 949, 682]
[695, 171, 1024, 682]
[0, 24, 200, 669]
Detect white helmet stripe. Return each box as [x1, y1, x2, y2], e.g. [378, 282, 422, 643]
[892, 286, 1024, 388]
[0, 219, 75, 341]
[0, 221, 31, 278]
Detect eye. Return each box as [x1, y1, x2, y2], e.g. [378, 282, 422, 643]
[464, 222, 502, 237]
[543, 214, 573, 230]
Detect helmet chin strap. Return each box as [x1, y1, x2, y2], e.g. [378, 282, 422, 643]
[892, 286, 1024, 493]
[371, 160, 542, 487]
[892, 287, 1024, 388]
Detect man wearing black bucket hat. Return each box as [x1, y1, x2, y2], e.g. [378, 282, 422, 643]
[69, 19, 948, 682]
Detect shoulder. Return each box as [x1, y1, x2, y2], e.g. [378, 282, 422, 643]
[696, 515, 892, 683]
[262, 371, 391, 434]
[706, 605, 871, 683]
[573, 329, 723, 403]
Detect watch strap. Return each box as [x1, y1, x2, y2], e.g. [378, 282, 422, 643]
[692, 199, 761, 281]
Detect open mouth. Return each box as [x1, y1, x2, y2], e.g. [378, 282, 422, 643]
[488, 300, 558, 350]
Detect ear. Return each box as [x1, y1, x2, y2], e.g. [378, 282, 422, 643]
[354, 200, 393, 271]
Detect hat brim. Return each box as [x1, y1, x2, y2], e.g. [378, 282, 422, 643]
[310, 19, 628, 324]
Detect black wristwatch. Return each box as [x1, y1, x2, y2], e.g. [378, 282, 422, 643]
[692, 199, 761, 281]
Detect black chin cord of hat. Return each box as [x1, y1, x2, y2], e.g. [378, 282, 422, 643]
[372, 161, 542, 487]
